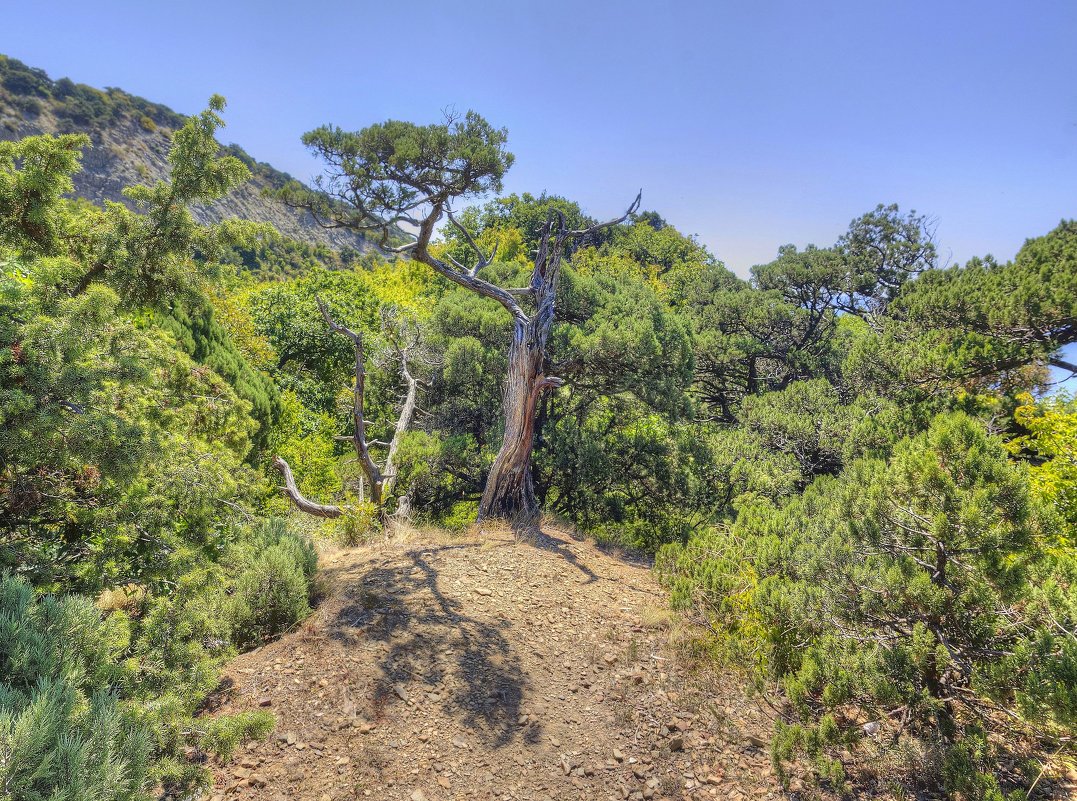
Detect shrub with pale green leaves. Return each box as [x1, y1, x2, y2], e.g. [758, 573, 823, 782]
[0, 573, 150, 801]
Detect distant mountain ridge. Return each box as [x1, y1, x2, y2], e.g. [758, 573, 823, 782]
[0, 54, 372, 254]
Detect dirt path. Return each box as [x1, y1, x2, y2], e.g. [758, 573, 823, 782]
[206, 527, 782, 801]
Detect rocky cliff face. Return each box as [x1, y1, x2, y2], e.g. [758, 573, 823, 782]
[0, 55, 372, 253]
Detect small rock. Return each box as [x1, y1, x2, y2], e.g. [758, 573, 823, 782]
[257, 697, 272, 707]
[669, 736, 684, 752]
[613, 748, 625, 762]
[475, 587, 493, 596]
[410, 791, 429, 801]
[393, 683, 409, 701]
[247, 774, 267, 787]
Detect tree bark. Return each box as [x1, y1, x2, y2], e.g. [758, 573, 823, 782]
[478, 317, 562, 522]
[472, 197, 640, 524]
[382, 349, 419, 501]
[272, 456, 342, 518]
[304, 298, 422, 523]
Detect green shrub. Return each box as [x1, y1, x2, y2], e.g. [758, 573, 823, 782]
[659, 413, 1077, 797]
[225, 520, 316, 647]
[327, 500, 382, 546]
[0, 573, 151, 801]
[198, 710, 274, 762]
[439, 500, 479, 532]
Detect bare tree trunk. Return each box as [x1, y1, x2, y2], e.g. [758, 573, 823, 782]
[478, 246, 564, 522]
[274, 298, 423, 525]
[319, 298, 386, 517]
[478, 320, 550, 522]
[382, 358, 419, 500]
[471, 197, 639, 524]
[272, 456, 342, 518]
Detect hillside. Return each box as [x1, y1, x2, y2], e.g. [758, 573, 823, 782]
[205, 525, 781, 801]
[0, 54, 372, 253]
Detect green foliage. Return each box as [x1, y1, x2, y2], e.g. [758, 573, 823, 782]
[216, 223, 366, 279]
[739, 379, 870, 482]
[1009, 392, 1077, 543]
[661, 413, 1075, 797]
[439, 500, 480, 532]
[0, 573, 150, 801]
[0, 524, 316, 796]
[859, 220, 1077, 392]
[0, 93, 321, 795]
[155, 295, 280, 447]
[280, 110, 514, 244]
[0, 132, 87, 255]
[225, 519, 317, 648]
[198, 710, 274, 763]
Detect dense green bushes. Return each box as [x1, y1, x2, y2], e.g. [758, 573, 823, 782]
[659, 413, 1077, 798]
[1, 98, 320, 797]
[0, 516, 315, 796]
[0, 575, 149, 801]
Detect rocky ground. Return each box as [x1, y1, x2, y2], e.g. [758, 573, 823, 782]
[205, 525, 783, 801]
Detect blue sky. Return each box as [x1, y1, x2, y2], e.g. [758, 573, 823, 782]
[5, 0, 1075, 277]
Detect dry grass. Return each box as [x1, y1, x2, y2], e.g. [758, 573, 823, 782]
[640, 604, 673, 629]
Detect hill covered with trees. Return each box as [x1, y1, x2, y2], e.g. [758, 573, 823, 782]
[0, 55, 374, 258]
[1, 62, 1076, 800]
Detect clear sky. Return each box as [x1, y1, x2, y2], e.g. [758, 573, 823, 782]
[4, 0, 1076, 279]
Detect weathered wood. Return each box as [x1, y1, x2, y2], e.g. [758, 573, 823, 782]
[312, 297, 423, 521]
[476, 193, 641, 522]
[272, 456, 342, 518]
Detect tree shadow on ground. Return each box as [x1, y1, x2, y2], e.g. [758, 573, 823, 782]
[509, 517, 653, 577]
[324, 542, 538, 750]
[515, 526, 600, 584]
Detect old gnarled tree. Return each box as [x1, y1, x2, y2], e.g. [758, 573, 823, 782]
[280, 112, 639, 523]
[274, 301, 421, 522]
